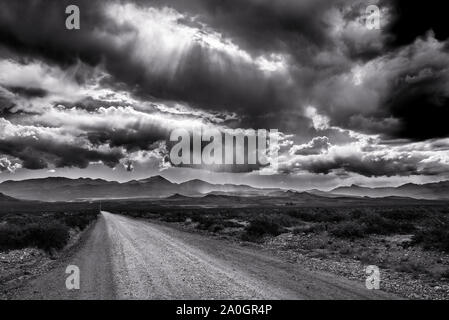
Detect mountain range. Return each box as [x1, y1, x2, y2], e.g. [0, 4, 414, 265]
[0, 176, 270, 202]
[0, 192, 19, 202]
[0, 176, 447, 202]
[329, 181, 449, 200]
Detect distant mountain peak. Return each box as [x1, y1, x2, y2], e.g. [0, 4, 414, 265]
[179, 179, 214, 186]
[137, 175, 172, 184]
[1, 177, 109, 184]
[0, 192, 19, 202]
[330, 180, 449, 200]
[0, 176, 447, 202]
[166, 193, 191, 199]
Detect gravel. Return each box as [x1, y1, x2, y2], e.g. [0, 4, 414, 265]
[265, 232, 449, 300]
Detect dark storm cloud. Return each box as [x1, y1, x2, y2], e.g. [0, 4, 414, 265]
[280, 147, 441, 178]
[384, 55, 449, 140]
[0, 96, 13, 115]
[386, 0, 449, 48]
[20, 105, 177, 152]
[1, 0, 446, 139]
[143, 0, 336, 53]
[374, 0, 449, 141]
[1, 0, 449, 178]
[85, 124, 168, 152]
[0, 156, 20, 172]
[140, 0, 449, 141]
[0, 115, 124, 170]
[144, 0, 392, 64]
[388, 85, 449, 141]
[0, 0, 392, 132]
[0, 0, 389, 130]
[126, 45, 295, 116]
[0, 137, 123, 170]
[311, 32, 449, 141]
[0, 0, 298, 120]
[0, 0, 107, 66]
[298, 155, 420, 177]
[5, 86, 48, 98]
[292, 136, 331, 156]
[280, 131, 449, 178]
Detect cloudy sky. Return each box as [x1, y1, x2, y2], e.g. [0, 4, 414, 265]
[0, 0, 448, 190]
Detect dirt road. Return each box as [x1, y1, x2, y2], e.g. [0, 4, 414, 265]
[13, 212, 396, 299]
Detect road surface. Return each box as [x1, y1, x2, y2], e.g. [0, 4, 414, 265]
[13, 212, 396, 299]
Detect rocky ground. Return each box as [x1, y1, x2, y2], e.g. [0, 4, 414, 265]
[0, 248, 52, 298]
[264, 232, 449, 300]
[0, 226, 91, 299]
[3, 216, 449, 300]
[172, 219, 449, 300]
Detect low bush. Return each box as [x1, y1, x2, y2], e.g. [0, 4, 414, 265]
[359, 213, 415, 235]
[63, 215, 92, 229]
[160, 213, 187, 223]
[287, 208, 348, 223]
[0, 222, 70, 252]
[0, 208, 98, 252]
[412, 225, 449, 252]
[192, 215, 221, 230]
[330, 221, 365, 239]
[244, 219, 283, 239]
[293, 223, 326, 235]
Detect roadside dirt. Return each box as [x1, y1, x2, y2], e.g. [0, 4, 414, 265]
[8, 212, 396, 300]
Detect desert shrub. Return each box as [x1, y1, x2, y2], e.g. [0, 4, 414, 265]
[287, 208, 348, 223]
[244, 219, 283, 238]
[63, 215, 92, 229]
[396, 261, 427, 276]
[160, 212, 187, 223]
[270, 214, 298, 227]
[25, 222, 70, 251]
[286, 209, 318, 221]
[330, 221, 365, 239]
[2, 214, 38, 226]
[124, 211, 146, 219]
[208, 224, 224, 233]
[192, 215, 221, 230]
[0, 208, 97, 252]
[0, 222, 70, 252]
[378, 208, 429, 221]
[358, 214, 396, 235]
[0, 224, 22, 249]
[349, 210, 364, 219]
[393, 221, 416, 234]
[293, 223, 326, 235]
[335, 212, 416, 236]
[440, 269, 449, 279]
[412, 225, 449, 252]
[222, 220, 243, 228]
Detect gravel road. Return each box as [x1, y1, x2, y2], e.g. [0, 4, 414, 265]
[13, 212, 396, 300]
